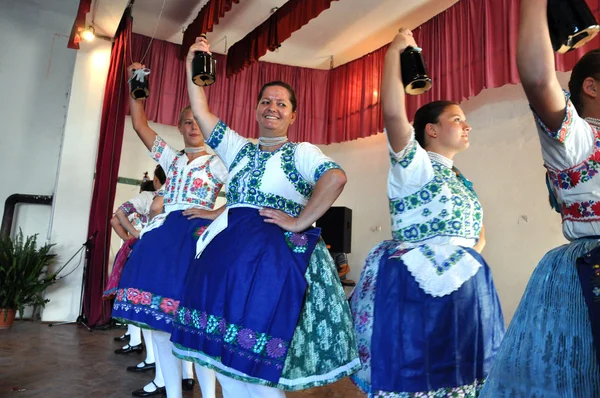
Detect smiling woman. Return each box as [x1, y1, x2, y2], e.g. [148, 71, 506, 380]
[168, 36, 360, 397]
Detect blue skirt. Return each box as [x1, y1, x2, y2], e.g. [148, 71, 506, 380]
[170, 207, 321, 384]
[480, 238, 600, 397]
[351, 240, 505, 397]
[112, 210, 211, 332]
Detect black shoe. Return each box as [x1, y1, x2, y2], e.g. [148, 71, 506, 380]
[182, 378, 195, 391]
[132, 382, 165, 397]
[114, 333, 130, 342]
[115, 343, 144, 355]
[127, 361, 155, 372]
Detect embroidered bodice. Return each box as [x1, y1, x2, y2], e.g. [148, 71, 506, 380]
[140, 135, 228, 238]
[206, 120, 342, 217]
[535, 91, 600, 240]
[388, 133, 482, 246]
[150, 135, 227, 213]
[119, 190, 156, 232]
[384, 129, 484, 297]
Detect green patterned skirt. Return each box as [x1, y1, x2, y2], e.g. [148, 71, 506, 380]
[172, 240, 361, 390]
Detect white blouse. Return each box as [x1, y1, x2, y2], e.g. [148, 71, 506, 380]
[536, 91, 600, 240]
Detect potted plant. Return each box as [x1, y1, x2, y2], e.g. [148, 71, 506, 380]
[0, 230, 63, 329]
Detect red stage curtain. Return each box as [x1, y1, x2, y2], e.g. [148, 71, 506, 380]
[130, 33, 330, 143]
[84, 9, 132, 327]
[180, 0, 240, 59]
[226, 0, 337, 77]
[130, 0, 600, 144]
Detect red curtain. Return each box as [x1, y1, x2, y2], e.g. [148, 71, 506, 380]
[180, 0, 240, 59]
[226, 0, 338, 77]
[130, 0, 600, 144]
[85, 9, 132, 327]
[130, 33, 330, 143]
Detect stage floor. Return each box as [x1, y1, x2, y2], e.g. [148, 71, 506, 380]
[0, 321, 364, 397]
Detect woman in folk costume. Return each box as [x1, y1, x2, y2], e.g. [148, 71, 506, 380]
[112, 62, 228, 398]
[350, 28, 505, 398]
[481, 1, 600, 396]
[108, 177, 163, 375]
[169, 36, 360, 398]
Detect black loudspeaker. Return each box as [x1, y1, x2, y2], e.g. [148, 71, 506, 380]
[316, 206, 352, 253]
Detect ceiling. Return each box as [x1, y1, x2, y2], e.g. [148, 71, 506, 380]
[88, 0, 458, 69]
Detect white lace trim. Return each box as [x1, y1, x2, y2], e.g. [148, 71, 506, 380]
[390, 242, 482, 297]
[427, 151, 453, 168]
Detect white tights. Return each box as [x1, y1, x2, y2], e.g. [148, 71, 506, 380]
[152, 330, 216, 397]
[216, 373, 285, 398]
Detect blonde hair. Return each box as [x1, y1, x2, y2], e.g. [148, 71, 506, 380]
[178, 106, 192, 126]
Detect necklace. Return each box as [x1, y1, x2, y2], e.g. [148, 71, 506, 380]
[184, 146, 205, 153]
[258, 136, 288, 147]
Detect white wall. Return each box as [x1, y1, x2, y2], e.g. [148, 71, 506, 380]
[0, 0, 78, 240]
[42, 40, 112, 322]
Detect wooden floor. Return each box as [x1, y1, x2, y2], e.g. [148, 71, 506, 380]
[0, 321, 365, 398]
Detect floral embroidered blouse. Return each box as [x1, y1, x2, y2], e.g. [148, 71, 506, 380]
[195, 119, 343, 255]
[536, 91, 600, 240]
[386, 128, 484, 297]
[141, 135, 228, 236]
[119, 190, 156, 232]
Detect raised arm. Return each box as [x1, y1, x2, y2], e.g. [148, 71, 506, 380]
[517, 0, 566, 131]
[185, 37, 219, 140]
[127, 63, 158, 150]
[382, 28, 419, 153]
[259, 169, 347, 233]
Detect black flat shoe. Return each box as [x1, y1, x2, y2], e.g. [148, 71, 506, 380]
[182, 378, 195, 391]
[132, 382, 165, 397]
[114, 343, 144, 355]
[127, 361, 155, 372]
[114, 334, 130, 342]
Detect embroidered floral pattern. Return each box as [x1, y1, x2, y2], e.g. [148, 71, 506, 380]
[390, 161, 482, 243]
[180, 159, 223, 205]
[390, 140, 417, 169]
[532, 91, 574, 144]
[314, 161, 342, 183]
[227, 143, 306, 217]
[371, 378, 484, 398]
[174, 306, 290, 364]
[561, 199, 600, 221]
[207, 119, 227, 149]
[195, 225, 208, 237]
[113, 287, 180, 321]
[150, 136, 168, 161]
[119, 202, 137, 217]
[284, 231, 309, 253]
[546, 129, 600, 190]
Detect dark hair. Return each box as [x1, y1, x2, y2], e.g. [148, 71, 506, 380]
[569, 49, 600, 114]
[154, 165, 166, 185]
[413, 100, 458, 148]
[257, 81, 297, 112]
[140, 180, 155, 192]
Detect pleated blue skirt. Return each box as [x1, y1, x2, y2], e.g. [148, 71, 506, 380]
[170, 207, 321, 384]
[112, 210, 211, 332]
[480, 238, 600, 398]
[351, 240, 505, 397]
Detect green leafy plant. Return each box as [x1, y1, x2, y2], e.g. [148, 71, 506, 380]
[0, 230, 65, 321]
